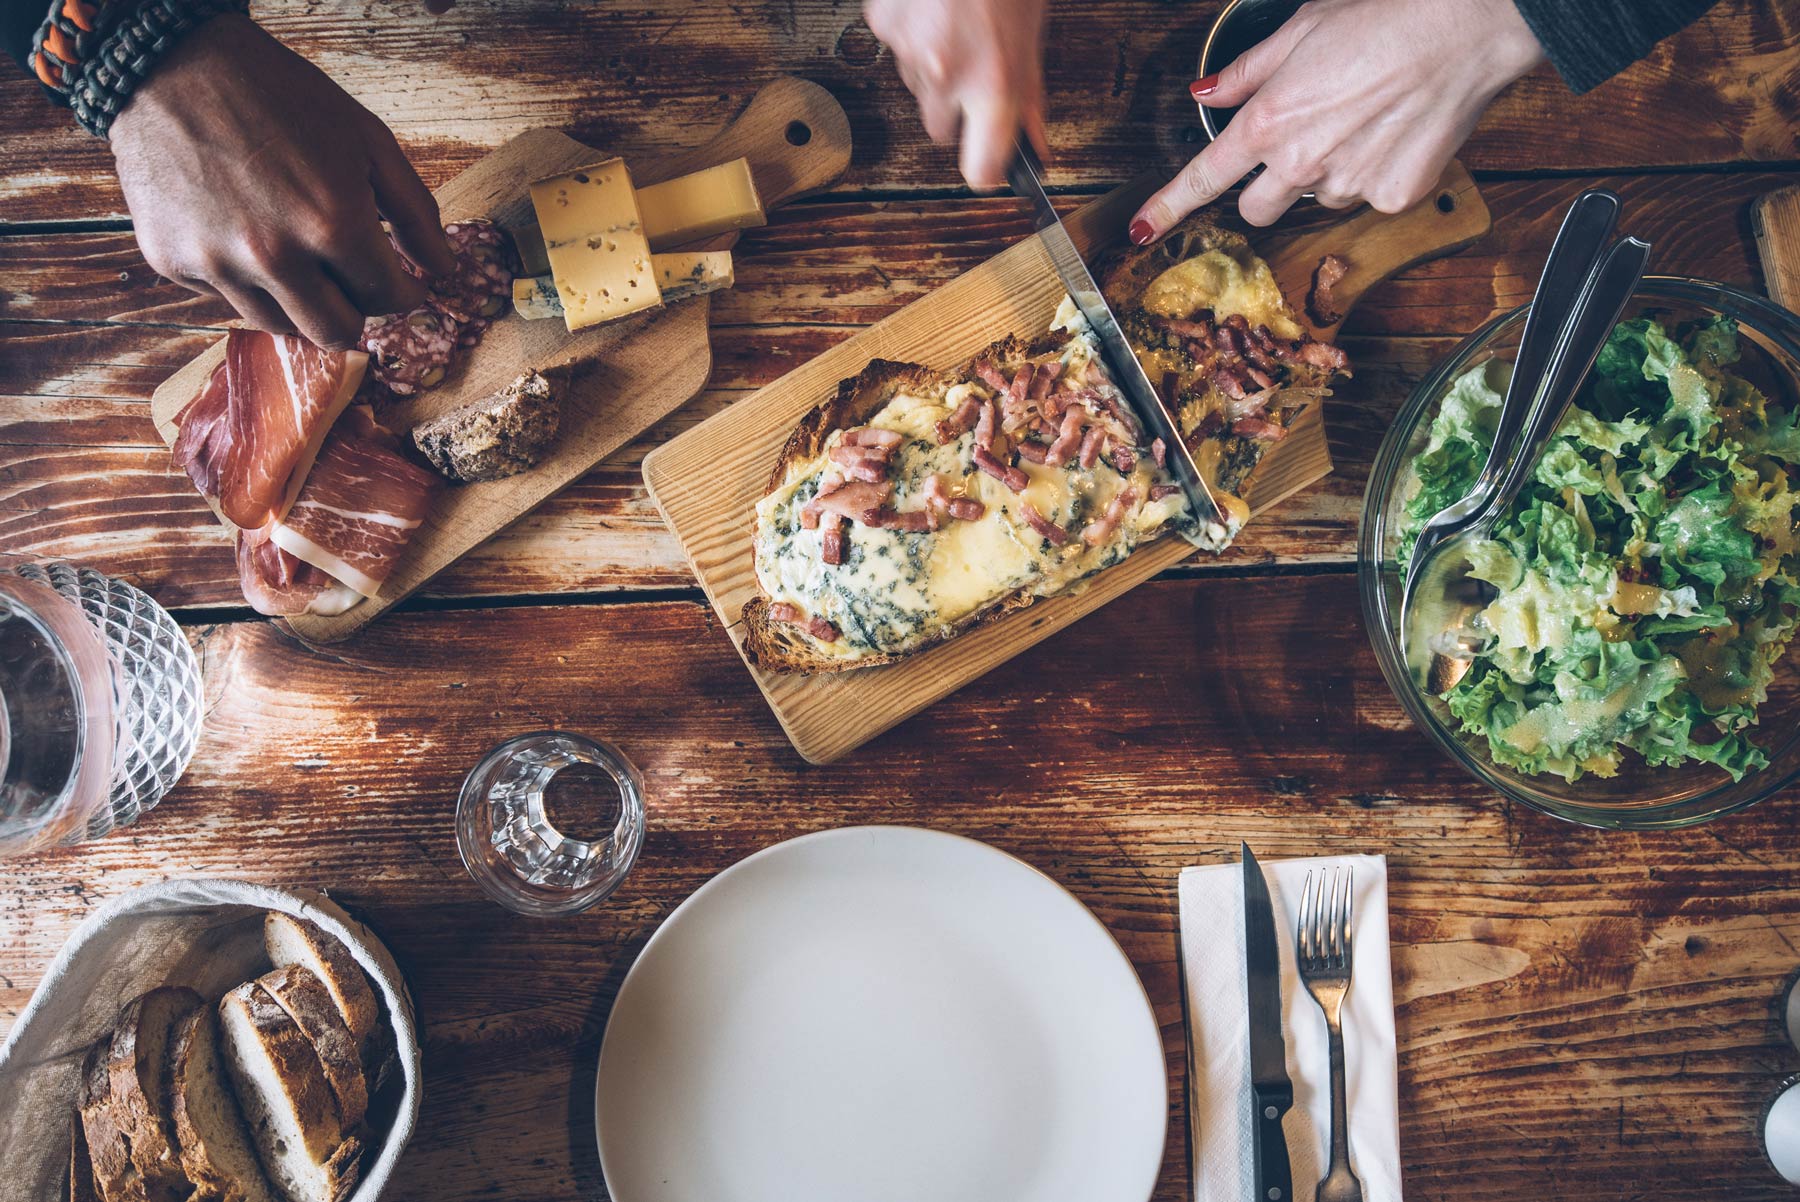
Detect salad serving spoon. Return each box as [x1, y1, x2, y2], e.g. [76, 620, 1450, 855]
[1400, 192, 1652, 693]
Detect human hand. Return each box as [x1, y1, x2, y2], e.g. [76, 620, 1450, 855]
[1130, 0, 1543, 241]
[110, 14, 455, 349]
[864, 0, 1049, 190]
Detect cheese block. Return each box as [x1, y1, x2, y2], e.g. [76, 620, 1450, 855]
[513, 252, 734, 321]
[638, 158, 765, 248]
[513, 156, 768, 275]
[527, 158, 661, 333]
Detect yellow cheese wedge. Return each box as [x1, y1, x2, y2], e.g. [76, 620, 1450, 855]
[512, 251, 735, 321]
[638, 158, 766, 249]
[527, 158, 661, 333]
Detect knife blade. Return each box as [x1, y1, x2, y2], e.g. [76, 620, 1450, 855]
[1242, 842, 1294, 1202]
[1004, 140, 1232, 549]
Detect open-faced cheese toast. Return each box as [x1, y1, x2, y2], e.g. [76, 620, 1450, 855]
[743, 211, 1349, 674]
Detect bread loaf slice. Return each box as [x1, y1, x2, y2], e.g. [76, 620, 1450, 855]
[168, 1005, 281, 1202]
[79, 1038, 147, 1202]
[218, 982, 361, 1202]
[256, 966, 368, 1131]
[263, 914, 378, 1055]
[107, 987, 201, 1202]
[70, 1111, 102, 1202]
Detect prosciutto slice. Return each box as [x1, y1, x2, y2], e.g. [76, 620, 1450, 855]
[173, 329, 368, 530]
[236, 523, 361, 618]
[268, 407, 438, 598]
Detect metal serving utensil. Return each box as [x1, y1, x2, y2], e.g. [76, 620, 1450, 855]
[1400, 191, 1651, 693]
[1296, 866, 1360, 1202]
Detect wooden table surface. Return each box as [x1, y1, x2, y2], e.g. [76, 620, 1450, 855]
[5, 3, 1800, 1199]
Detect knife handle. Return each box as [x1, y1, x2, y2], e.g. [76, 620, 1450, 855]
[1251, 1088, 1294, 1202]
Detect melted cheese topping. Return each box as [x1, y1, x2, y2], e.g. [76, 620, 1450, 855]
[753, 328, 1185, 659]
[1141, 247, 1302, 339]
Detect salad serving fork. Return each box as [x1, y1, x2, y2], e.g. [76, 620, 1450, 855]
[1297, 867, 1364, 1202]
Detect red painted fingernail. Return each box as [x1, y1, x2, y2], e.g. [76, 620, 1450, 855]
[1190, 75, 1220, 100]
[1128, 219, 1155, 246]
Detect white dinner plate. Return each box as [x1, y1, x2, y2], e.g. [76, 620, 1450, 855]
[595, 826, 1167, 1202]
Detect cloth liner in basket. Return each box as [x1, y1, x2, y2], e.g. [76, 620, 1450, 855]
[0, 878, 420, 1202]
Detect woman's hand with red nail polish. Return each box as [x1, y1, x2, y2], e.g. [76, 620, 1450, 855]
[864, 0, 1050, 190]
[1132, 0, 1545, 239]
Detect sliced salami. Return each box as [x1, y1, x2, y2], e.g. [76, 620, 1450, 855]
[429, 220, 514, 325]
[361, 302, 461, 396]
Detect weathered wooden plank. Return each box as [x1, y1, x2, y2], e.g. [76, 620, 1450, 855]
[2, 1, 1796, 224]
[1, 578, 1796, 1201]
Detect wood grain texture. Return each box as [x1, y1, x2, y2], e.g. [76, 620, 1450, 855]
[1753, 183, 1800, 310]
[1, 581, 1797, 1202]
[143, 78, 849, 641]
[644, 167, 1487, 762]
[1, 0, 1797, 225]
[2, 171, 1788, 609]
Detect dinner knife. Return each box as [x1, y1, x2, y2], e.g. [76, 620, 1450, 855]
[1004, 140, 1231, 548]
[1242, 842, 1294, 1202]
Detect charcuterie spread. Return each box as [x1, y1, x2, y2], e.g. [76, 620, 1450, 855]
[742, 212, 1350, 672]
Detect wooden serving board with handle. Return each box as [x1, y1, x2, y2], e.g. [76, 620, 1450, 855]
[643, 160, 1490, 765]
[148, 75, 850, 642]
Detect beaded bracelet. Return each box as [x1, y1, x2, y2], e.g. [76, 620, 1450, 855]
[31, 0, 249, 139]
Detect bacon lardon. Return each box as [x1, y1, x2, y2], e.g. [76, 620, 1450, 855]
[936, 395, 983, 444]
[1081, 487, 1138, 547]
[1020, 501, 1071, 546]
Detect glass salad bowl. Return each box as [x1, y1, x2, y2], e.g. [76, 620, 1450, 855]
[1360, 277, 1800, 828]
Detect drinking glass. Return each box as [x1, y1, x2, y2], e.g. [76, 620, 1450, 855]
[455, 731, 646, 916]
[0, 561, 203, 856]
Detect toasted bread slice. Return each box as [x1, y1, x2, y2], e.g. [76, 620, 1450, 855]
[168, 1006, 281, 1202]
[263, 914, 378, 1057]
[71, 1111, 102, 1202]
[218, 983, 361, 1202]
[256, 966, 368, 1132]
[107, 987, 201, 1202]
[80, 1038, 146, 1202]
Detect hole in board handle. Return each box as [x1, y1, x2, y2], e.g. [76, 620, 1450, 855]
[786, 121, 812, 146]
[1436, 191, 1456, 214]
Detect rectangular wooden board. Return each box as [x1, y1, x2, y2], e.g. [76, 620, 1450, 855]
[645, 163, 1492, 763]
[149, 77, 850, 642]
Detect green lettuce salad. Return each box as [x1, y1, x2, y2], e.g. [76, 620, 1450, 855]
[1398, 315, 1800, 782]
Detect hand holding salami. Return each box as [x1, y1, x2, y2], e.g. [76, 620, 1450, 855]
[108, 14, 456, 349]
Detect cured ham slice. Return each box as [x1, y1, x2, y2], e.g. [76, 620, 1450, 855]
[173, 330, 368, 530]
[269, 407, 438, 598]
[236, 523, 360, 618]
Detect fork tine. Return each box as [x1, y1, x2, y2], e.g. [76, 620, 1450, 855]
[1297, 870, 1316, 965]
[1324, 867, 1340, 965]
[1341, 865, 1354, 968]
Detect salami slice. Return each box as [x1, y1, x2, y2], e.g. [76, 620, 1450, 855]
[429, 220, 514, 325]
[361, 302, 461, 396]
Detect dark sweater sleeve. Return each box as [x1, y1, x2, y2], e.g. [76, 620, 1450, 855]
[3, 0, 48, 77]
[1510, 0, 1722, 93]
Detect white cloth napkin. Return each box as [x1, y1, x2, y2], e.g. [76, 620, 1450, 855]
[1180, 854, 1402, 1202]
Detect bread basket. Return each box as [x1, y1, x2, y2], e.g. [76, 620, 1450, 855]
[0, 879, 420, 1202]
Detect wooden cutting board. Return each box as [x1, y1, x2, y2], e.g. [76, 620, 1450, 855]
[149, 75, 850, 642]
[644, 160, 1491, 764]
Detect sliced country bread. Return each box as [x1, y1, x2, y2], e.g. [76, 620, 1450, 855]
[218, 982, 361, 1202]
[169, 1005, 281, 1202]
[71, 1110, 102, 1202]
[107, 987, 201, 1202]
[263, 914, 378, 1056]
[256, 966, 368, 1131]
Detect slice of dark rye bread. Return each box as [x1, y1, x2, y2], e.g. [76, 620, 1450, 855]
[218, 981, 362, 1202]
[168, 1006, 281, 1202]
[79, 1039, 146, 1202]
[107, 987, 202, 1202]
[256, 966, 368, 1132]
[741, 335, 1066, 675]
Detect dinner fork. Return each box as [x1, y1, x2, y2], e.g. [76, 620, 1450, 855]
[1298, 867, 1364, 1202]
